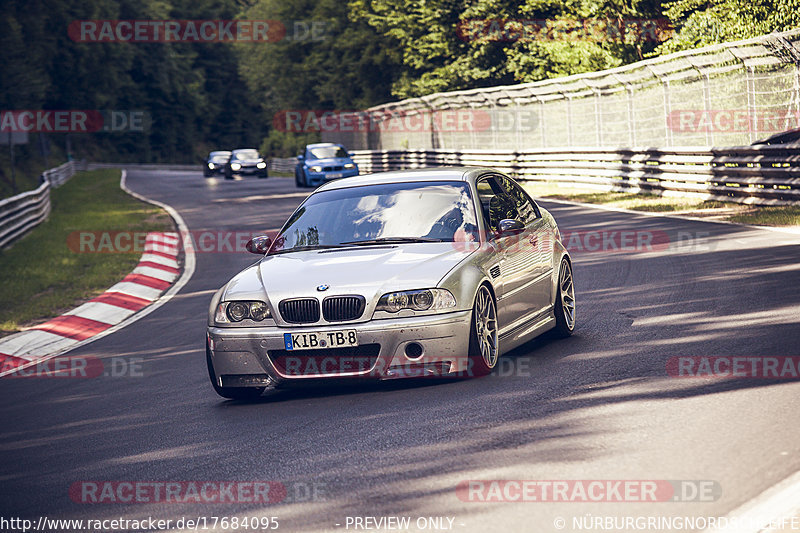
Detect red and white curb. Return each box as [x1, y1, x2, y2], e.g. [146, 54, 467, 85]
[0, 170, 196, 377]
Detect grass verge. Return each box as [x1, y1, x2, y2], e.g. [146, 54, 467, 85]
[523, 182, 800, 227]
[0, 168, 173, 335]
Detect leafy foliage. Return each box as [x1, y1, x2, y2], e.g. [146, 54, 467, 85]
[1, 0, 797, 183]
[655, 0, 800, 54]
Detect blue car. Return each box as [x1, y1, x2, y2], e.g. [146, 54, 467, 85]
[294, 143, 359, 188]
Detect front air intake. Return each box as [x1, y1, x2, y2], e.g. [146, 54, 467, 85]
[279, 298, 320, 323]
[322, 295, 366, 322]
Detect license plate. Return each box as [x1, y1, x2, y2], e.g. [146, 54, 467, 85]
[284, 330, 358, 351]
[327, 173, 342, 178]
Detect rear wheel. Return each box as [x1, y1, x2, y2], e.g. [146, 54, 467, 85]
[552, 258, 576, 337]
[206, 345, 264, 400]
[467, 285, 498, 377]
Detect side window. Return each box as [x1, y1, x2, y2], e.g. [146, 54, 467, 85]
[497, 175, 540, 225]
[476, 177, 517, 232]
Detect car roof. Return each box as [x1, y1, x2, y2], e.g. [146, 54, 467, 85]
[315, 167, 500, 191]
[305, 143, 342, 149]
[232, 148, 258, 152]
[209, 151, 230, 155]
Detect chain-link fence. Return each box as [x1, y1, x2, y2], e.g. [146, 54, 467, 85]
[323, 29, 800, 151]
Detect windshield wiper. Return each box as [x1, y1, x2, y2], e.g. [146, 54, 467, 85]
[270, 244, 357, 255]
[339, 237, 444, 246]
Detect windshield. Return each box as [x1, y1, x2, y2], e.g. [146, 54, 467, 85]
[308, 146, 348, 159]
[210, 154, 229, 163]
[233, 150, 259, 160]
[270, 181, 479, 254]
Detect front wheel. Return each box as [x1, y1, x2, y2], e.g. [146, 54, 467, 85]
[206, 345, 264, 400]
[552, 258, 576, 337]
[467, 285, 499, 377]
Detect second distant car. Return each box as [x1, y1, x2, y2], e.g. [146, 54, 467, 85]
[295, 143, 358, 187]
[225, 149, 268, 179]
[203, 151, 231, 177]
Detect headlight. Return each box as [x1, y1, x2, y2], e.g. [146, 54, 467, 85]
[309, 165, 323, 173]
[375, 289, 456, 313]
[256, 161, 267, 169]
[231, 163, 241, 171]
[215, 301, 271, 323]
[344, 163, 355, 169]
[207, 163, 214, 169]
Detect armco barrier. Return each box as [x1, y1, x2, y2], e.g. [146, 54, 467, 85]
[0, 160, 85, 249]
[349, 146, 800, 206]
[269, 158, 296, 173]
[322, 30, 800, 151]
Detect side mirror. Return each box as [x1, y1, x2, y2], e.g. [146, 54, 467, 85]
[245, 235, 272, 254]
[296, 155, 304, 161]
[348, 152, 355, 157]
[496, 219, 525, 237]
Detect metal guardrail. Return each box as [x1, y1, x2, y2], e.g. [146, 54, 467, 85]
[349, 146, 800, 205]
[87, 163, 200, 171]
[269, 158, 296, 173]
[323, 29, 800, 151]
[0, 160, 83, 249]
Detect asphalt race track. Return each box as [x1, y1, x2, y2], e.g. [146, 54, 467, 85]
[1, 169, 799, 532]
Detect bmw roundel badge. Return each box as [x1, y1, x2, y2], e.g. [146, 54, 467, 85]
[317, 284, 329, 292]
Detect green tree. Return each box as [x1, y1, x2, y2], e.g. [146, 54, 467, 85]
[654, 0, 800, 54]
[350, 0, 665, 98]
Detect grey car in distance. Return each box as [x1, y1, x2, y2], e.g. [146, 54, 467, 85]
[206, 167, 575, 399]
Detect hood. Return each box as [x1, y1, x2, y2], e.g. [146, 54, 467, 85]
[306, 157, 352, 166]
[221, 243, 472, 310]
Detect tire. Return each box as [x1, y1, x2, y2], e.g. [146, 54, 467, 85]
[552, 258, 576, 337]
[467, 284, 499, 377]
[203, 169, 211, 178]
[224, 166, 233, 180]
[206, 345, 264, 400]
[258, 171, 268, 179]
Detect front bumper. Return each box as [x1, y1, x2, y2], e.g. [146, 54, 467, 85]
[207, 310, 472, 386]
[232, 165, 267, 175]
[305, 168, 359, 186]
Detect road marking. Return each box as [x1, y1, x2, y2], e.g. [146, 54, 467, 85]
[131, 264, 179, 282]
[540, 197, 800, 237]
[702, 470, 800, 533]
[64, 301, 136, 324]
[0, 169, 196, 378]
[88, 291, 151, 311]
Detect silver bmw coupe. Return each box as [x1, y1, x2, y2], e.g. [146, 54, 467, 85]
[206, 167, 574, 399]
